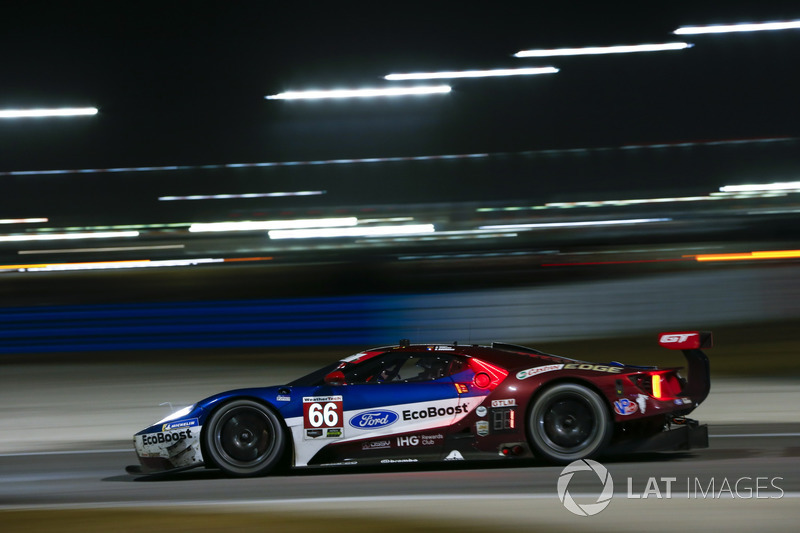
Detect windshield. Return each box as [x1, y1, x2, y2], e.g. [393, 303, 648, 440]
[286, 361, 342, 387]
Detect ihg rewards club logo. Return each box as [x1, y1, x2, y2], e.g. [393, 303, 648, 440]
[557, 459, 784, 517]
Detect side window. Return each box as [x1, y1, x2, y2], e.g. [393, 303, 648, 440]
[342, 353, 404, 384]
[343, 352, 457, 384]
[403, 355, 451, 382]
[446, 356, 468, 377]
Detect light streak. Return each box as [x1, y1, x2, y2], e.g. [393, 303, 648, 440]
[189, 218, 357, 233]
[159, 191, 325, 201]
[675, 20, 800, 35]
[479, 218, 670, 231]
[266, 86, 451, 100]
[0, 107, 98, 118]
[385, 67, 558, 80]
[0, 231, 139, 242]
[690, 250, 800, 262]
[1, 137, 792, 178]
[269, 224, 435, 239]
[514, 43, 691, 57]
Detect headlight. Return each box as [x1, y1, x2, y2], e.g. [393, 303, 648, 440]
[156, 404, 196, 424]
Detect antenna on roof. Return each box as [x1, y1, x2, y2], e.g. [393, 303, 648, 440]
[400, 338, 410, 347]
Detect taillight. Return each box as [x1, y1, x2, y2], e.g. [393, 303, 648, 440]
[630, 371, 682, 399]
[652, 374, 663, 399]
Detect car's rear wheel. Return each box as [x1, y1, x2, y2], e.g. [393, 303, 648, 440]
[528, 383, 612, 464]
[203, 399, 286, 477]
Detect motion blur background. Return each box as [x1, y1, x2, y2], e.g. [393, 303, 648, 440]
[1, 3, 799, 363]
[3, 5, 800, 532]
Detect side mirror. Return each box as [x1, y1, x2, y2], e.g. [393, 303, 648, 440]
[324, 370, 346, 386]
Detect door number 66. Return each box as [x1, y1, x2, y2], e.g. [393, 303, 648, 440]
[307, 402, 339, 427]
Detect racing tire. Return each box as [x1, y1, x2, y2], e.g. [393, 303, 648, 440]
[527, 383, 612, 464]
[203, 399, 286, 477]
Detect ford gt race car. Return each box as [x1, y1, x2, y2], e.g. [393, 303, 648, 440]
[129, 331, 712, 477]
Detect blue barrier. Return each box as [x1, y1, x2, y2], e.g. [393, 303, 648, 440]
[0, 296, 406, 353]
[2, 265, 799, 354]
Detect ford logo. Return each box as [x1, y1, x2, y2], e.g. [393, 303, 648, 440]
[349, 410, 399, 429]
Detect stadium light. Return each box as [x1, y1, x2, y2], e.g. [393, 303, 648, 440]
[265, 86, 451, 100]
[675, 20, 800, 35]
[514, 42, 692, 58]
[0, 107, 98, 118]
[384, 67, 558, 80]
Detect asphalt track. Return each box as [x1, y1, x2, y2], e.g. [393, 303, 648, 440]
[1, 364, 799, 531]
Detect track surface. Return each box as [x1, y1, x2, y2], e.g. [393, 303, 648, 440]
[0, 425, 798, 506]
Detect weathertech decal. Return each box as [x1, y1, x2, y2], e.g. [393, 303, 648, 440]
[517, 364, 564, 380]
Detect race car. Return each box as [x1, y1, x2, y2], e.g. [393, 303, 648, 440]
[129, 331, 712, 477]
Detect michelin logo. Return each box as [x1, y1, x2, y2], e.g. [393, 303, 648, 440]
[162, 418, 199, 432]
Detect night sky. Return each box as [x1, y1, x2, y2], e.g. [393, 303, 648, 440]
[2, 3, 800, 223]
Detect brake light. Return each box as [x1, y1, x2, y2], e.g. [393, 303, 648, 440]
[629, 371, 682, 399]
[652, 374, 663, 399]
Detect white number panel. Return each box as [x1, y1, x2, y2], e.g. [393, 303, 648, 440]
[302, 396, 344, 440]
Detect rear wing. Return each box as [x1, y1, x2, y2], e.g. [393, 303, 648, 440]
[659, 331, 712, 406]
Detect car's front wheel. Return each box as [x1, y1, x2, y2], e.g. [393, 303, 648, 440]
[203, 399, 286, 477]
[528, 383, 612, 464]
